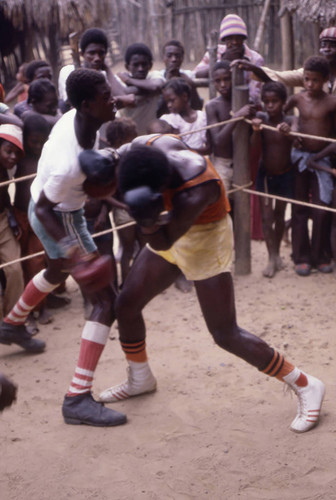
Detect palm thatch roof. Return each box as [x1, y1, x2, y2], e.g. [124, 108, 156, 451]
[0, 0, 111, 38]
[281, 0, 336, 26]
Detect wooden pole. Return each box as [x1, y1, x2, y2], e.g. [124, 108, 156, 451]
[207, 29, 218, 100]
[279, 0, 294, 70]
[253, 0, 272, 53]
[232, 66, 251, 275]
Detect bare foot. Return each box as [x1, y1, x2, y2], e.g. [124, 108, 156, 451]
[275, 255, 284, 271]
[263, 259, 276, 278]
[38, 308, 53, 325]
[174, 274, 193, 293]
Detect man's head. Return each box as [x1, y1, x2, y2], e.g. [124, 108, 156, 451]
[118, 145, 171, 226]
[22, 113, 51, 158]
[66, 68, 116, 123]
[219, 14, 247, 61]
[125, 43, 153, 79]
[162, 40, 184, 72]
[319, 27, 336, 63]
[25, 60, 53, 83]
[27, 78, 58, 116]
[79, 28, 108, 71]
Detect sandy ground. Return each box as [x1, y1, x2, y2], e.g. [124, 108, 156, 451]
[1, 238, 336, 500]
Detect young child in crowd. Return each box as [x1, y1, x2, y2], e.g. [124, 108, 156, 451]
[23, 79, 61, 127]
[205, 60, 255, 194]
[284, 56, 336, 276]
[14, 60, 53, 118]
[118, 43, 166, 134]
[251, 82, 295, 278]
[13, 114, 52, 329]
[105, 117, 141, 287]
[157, 39, 203, 117]
[4, 63, 29, 105]
[0, 124, 25, 318]
[160, 77, 208, 153]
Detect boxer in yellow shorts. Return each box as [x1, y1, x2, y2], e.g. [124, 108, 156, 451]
[100, 134, 325, 434]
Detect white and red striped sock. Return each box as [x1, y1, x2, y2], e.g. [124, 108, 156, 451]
[67, 321, 110, 397]
[5, 270, 59, 326]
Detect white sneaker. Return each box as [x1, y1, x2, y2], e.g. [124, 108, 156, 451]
[99, 367, 157, 403]
[289, 374, 325, 433]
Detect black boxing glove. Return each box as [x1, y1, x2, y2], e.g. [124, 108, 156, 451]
[0, 373, 17, 412]
[124, 186, 164, 227]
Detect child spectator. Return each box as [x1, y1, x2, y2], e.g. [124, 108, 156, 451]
[0, 124, 25, 317]
[157, 40, 203, 117]
[205, 61, 255, 193]
[105, 117, 141, 287]
[118, 43, 166, 134]
[160, 77, 208, 154]
[251, 82, 295, 278]
[13, 114, 52, 329]
[14, 60, 53, 119]
[4, 63, 29, 105]
[284, 56, 336, 276]
[23, 79, 62, 127]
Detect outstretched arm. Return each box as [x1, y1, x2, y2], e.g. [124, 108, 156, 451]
[230, 59, 271, 82]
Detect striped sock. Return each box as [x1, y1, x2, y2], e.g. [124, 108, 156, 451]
[260, 349, 308, 386]
[120, 339, 148, 362]
[5, 270, 59, 326]
[67, 321, 110, 397]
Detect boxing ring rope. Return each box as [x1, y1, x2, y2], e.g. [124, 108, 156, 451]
[1, 118, 336, 270]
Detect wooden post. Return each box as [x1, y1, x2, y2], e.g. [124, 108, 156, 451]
[232, 66, 251, 275]
[253, 0, 272, 53]
[280, 0, 294, 70]
[207, 29, 218, 100]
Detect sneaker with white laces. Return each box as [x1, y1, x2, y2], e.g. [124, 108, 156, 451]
[288, 374, 325, 433]
[99, 367, 157, 403]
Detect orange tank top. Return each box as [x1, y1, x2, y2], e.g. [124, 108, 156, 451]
[146, 135, 231, 224]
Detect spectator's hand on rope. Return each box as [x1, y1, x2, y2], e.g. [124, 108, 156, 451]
[277, 122, 291, 135]
[251, 117, 262, 132]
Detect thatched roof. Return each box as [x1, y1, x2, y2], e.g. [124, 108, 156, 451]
[0, 0, 111, 37]
[281, 0, 336, 26]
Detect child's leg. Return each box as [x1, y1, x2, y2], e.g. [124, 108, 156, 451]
[259, 196, 278, 277]
[273, 200, 287, 269]
[310, 172, 332, 270]
[331, 188, 336, 263]
[292, 168, 311, 271]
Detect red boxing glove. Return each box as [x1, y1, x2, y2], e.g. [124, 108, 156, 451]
[71, 254, 114, 293]
[0, 373, 17, 412]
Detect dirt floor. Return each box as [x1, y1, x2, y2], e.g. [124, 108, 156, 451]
[1, 238, 335, 500]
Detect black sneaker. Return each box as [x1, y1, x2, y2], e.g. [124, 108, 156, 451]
[0, 321, 46, 353]
[62, 392, 127, 427]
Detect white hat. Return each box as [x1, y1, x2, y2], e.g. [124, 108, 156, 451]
[0, 124, 24, 152]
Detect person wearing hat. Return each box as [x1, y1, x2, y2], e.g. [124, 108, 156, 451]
[0, 124, 25, 320]
[194, 13, 264, 103]
[0, 68, 127, 428]
[242, 27, 336, 94]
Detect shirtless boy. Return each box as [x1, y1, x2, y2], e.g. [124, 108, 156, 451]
[205, 61, 255, 193]
[284, 56, 336, 276]
[252, 82, 295, 278]
[99, 133, 325, 434]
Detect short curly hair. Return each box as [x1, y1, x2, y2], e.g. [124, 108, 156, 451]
[125, 43, 153, 65]
[163, 77, 191, 98]
[261, 81, 287, 102]
[66, 68, 106, 110]
[80, 28, 108, 53]
[25, 60, 50, 83]
[304, 56, 329, 79]
[118, 145, 171, 194]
